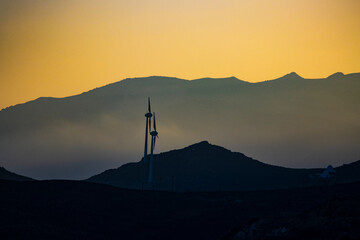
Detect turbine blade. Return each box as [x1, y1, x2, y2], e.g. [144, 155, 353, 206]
[149, 118, 151, 132]
[153, 113, 156, 131]
[148, 97, 151, 113]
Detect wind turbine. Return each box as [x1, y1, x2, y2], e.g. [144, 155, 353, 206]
[144, 97, 152, 163]
[148, 112, 159, 183]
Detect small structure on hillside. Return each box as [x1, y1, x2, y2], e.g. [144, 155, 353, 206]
[319, 165, 336, 178]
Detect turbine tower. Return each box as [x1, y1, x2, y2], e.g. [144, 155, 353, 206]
[144, 98, 152, 163]
[148, 112, 158, 183]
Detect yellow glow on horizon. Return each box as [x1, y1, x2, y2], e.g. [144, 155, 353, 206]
[0, 0, 359, 109]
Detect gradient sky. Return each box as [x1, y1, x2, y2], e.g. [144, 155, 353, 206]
[0, 0, 359, 110]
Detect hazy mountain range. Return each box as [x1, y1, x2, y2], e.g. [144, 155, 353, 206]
[88, 141, 360, 192]
[1, 72, 359, 179]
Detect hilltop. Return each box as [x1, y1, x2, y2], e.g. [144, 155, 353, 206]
[88, 141, 360, 192]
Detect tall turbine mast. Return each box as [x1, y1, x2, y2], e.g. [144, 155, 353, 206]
[144, 98, 152, 163]
[149, 112, 159, 183]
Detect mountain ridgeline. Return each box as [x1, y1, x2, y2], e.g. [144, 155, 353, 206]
[0, 72, 359, 179]
[0, 167, 33, 181]
[88, 141, 360, 192]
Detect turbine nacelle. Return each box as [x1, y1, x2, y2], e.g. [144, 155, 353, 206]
[145, 112, 153, 118]
[150, 130, 158, 136]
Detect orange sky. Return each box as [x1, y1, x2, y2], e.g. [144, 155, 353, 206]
[0, 0, 359, 110]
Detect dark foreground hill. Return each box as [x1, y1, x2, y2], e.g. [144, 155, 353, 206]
[88, 141, 360, 192]
[0, 167, 33, 181]
[1, 179, 360, 240]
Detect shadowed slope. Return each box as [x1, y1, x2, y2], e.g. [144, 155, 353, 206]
[1, 179, 360, 240]
[0, 167, 33, 181]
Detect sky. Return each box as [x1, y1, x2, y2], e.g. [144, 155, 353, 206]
[0, 0, 359, 110]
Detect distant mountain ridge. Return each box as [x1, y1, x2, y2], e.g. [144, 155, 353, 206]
[0, 72, 359, 179]
[1, 72, 358, 112]
[88, 141, 360, 192]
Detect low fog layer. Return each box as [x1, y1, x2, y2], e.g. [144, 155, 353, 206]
[1, 72, 359, 179]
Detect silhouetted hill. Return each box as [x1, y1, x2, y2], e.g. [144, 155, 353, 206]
[327, 72, 345, 79]
[268, 71, 304, 82]
[0, 167, 33, 181]
[1, 179, 360, 240]
[1, 73, 359, 179]
[88, 141, 360, 191]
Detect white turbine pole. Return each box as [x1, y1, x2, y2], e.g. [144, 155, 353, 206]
[148, 112, 158, 183]
[148, 135, 154, 183]
[143, 98, 152, 163]
[144, 117, 149, 162]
